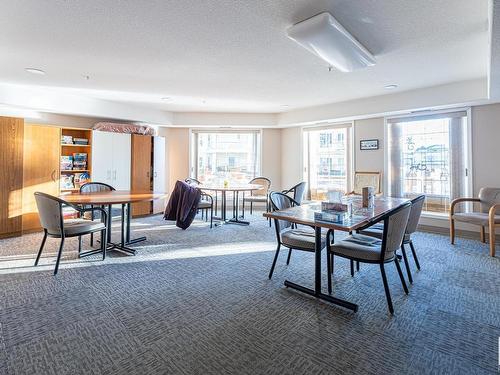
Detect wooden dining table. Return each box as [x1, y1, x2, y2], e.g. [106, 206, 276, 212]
[61, 190, 167, 255]
[198, 183, 263, 225]
[263, 196, 409, 312]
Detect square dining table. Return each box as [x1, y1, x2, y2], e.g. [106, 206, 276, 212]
[263, 196, 409, 312]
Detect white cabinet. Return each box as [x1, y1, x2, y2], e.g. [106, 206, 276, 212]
[92, 131, 131, 190]
[153, 136, 166, 213]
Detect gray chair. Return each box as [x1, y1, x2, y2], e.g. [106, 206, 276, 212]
[328, 202, 411, 314]
[359, 195, 425, 283]
[282, 182, 307, 204]
[268, 192, 329, 279]
[34, 192, 108, 275]
[80, 182, 115, 246]
[242, 177, 271, 225]
[185, 178, 214, 228]
[450, 187, 500, 257]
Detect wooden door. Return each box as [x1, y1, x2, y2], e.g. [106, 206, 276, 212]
[112, 133, 131, 190]
[0, 117, 24, 237]
[92, 131, 114, 186]
[22, 124, 61, 232]
[153, 136, 166, 214]
[131, 134, 152, 216]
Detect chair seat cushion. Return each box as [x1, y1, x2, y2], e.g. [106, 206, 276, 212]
[452, 212, 500, 226]
[281, 228, 325, 250]
[59, 219, 106, 236]
[359, 224, 411, 243]
[330, 234, 384, 261]
[198, 200, 212, 209]
[245, 195, 267, 202]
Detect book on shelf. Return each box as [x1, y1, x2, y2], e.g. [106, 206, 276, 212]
[72, 153, 87, 170]
[73, 137, 89, 145]
[61, 135, 73, 144]
[60, 174, 74, 190]
[73, 172, 90, 189]
[60, 155, 73, 170]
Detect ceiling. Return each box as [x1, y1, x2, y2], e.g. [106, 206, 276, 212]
[0, 0, 490, 114]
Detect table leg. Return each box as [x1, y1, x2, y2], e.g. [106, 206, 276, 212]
[125, 202, 146, 246]
[284, 226, 358, 312]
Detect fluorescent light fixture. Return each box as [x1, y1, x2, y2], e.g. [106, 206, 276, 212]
[25, 68, 46, 75]
[287, 12, 376, 72]
[384, 84, 398, 89]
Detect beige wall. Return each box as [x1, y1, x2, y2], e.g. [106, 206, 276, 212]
[261, 128, 282, 191]
[354, 117, 385, 173]
[280, 126, 303, 190]
[163, 128, 190, 193]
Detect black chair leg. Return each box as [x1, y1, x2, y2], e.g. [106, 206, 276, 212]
[90, 206, 94, 247]
[409, 240, 421, 270]
[327, 252, 333, 294]
[101, 229, 107, 260]
[34, 230, 48, 266]
[400, 244, 413, 284]
[242, 196, 245, 218]
[250, 202, 253, 215]
[78, 236, 82, 255]
[350, 259, 354, 276]
[380, 263, 394, 314]
[268, 244, 281, 279]
[356, 261, 360, 271]
[394, 258, 409, 295]
[210, 206, 213, 228]
[53, 238, 65, 275]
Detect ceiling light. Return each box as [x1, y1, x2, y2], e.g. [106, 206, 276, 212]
[161, 97, 172, 102]
[287, 12, 376, 72]
[25, 68, 46, 75]
[384, 84, 398, 89]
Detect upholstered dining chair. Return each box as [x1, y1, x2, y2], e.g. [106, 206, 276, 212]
[34, 192, 108, 275]
[348, 171, 382, 195]
[282, 181, 307, 204]
[242, 177, 271, 225]
[185, 178, 214, 228]
[268, 192, 329, 279]
[359, 195, 425, 283]
[450, 187, 500, 257]
[327, 202, 411, 314]
[80, 182, 115, 246]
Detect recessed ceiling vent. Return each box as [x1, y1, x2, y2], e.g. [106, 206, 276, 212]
[287, 12, 376, 72]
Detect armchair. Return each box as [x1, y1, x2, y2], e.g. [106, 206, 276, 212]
[450, 187, 500, 257]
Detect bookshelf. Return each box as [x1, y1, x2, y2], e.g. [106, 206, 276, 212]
[60, 128, 93, 192]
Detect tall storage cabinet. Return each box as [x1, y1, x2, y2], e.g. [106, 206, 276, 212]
[22, 124, 61, 232]
[92, 131, 131, 190]
[0, 117, 24, 238]
[153, 136, 166, 214]
[131, 134, 153, 216]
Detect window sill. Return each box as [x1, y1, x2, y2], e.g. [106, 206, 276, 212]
[421, 211, 449, 220]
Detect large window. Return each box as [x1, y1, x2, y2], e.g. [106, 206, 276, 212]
[303, 124, 352, 200]
[386, 110, 470, 214]
[191, 130, 261, 184]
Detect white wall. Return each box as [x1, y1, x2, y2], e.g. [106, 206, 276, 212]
[354, 117, 385, 173]
[280, 126, 303, 190]
[261, 128, 282, 191]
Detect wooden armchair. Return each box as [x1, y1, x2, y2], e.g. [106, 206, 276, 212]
[348, 172, 382, 195]
[450, 187, 500, 257]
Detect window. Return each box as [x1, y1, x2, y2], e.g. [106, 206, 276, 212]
[304, 124, 352, 200]
[386, 110, 470, 214]
[191, 130, 261, 185]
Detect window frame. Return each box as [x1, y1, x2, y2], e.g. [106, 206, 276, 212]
[383, 107, 473, 218]
[189, 128, 263, 184]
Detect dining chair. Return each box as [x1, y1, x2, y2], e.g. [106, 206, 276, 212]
[185, 178, 214, 228]
[450, 187, 500, 257]
[268, 192, 329, 279]
[242, 177, 271, 225]
[34, 192, 108, 275]
[358, 195, 425, 283]
[327, 201, 411, 314]
[282, 182, 307, 205]
[80, 182, 115, 246]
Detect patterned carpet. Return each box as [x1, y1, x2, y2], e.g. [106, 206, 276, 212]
[0, 211, 499, 374]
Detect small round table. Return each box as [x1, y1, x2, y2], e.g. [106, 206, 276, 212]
[61, 190, 167, 254]
[198, 184, 263, 225]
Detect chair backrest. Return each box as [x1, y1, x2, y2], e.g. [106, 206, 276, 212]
[269, 192, 297, 232]
[353, 172, 381, 195]
[406, 195, 425, 235]
[185, 178, 201, 186]
[285, 182, 307, 204]
[80, 182, 115, 193]
[34, 192, 65, 235]
[478, 188, 500, 213]
[381, 202, 411, 261]
[250, 177, 271, 196]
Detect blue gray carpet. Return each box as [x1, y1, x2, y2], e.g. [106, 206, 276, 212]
[0, 212, 499, 374]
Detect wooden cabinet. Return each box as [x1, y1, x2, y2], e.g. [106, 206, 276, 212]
[153, 136, 166, 214]
[22, 124, 61, 232]
[92, 131, 131, 190]
[0, 117, 24, 238]
[131, 135, 153, 216]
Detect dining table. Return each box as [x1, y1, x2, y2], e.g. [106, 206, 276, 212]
[198, 183, 263, 225]
[263, 196, 409, 312]
[61, 190, 167, 255]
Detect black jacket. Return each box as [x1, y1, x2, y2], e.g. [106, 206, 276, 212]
[164, 180, 201, 229]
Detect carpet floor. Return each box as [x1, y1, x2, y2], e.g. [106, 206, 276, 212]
[0, 211, 499, 374]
